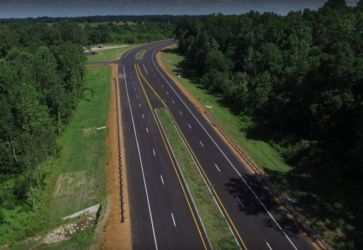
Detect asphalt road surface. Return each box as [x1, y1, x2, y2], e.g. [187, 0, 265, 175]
[118, 42, 209, 250]
[118, 40, 315, 250]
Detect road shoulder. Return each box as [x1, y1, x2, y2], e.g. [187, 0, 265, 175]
[97, 64, 132, 250]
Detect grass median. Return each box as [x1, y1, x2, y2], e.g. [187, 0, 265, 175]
[135, 48, 146, 60]
[155, 108, 240, 250]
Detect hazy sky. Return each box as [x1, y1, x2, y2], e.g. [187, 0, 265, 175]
[0, 0, 360, 18]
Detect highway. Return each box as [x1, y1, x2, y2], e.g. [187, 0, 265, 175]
[118, 43, 209, 250]
[118, 40, 316, 250]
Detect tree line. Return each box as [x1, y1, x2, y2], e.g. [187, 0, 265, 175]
[0, 22, 86, 212]
[175, 2, 363, 247]
[0, 15, 191, 24]
[176, 0, 363, 178]
[84, 21, 174, 44]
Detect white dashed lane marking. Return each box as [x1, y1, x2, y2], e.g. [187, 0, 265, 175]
[214, 163, 221, 172]
[171, 212, 176, 228]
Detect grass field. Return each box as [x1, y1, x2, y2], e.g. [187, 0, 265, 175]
[86, 45, 138, 62]
[156, 108, 240, 250]
[0, 65, 112, 248]
[160, 47, 290, 173]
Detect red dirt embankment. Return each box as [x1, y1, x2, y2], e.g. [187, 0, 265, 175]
[98, 64, 131, 250]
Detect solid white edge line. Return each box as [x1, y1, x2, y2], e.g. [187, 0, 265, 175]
[266, 241, 273, 250]
[123, 65, 159, 250]
[151, 49, 299, 250]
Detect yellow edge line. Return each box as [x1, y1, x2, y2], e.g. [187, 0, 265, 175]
[136, 64, 249, 250]
[134, 64, 209, 250]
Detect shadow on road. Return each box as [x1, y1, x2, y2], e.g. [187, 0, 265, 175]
[225, 175, 302, 238]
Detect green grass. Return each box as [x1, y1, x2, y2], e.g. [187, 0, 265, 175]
[155, 108, 240, 250]
[135, 49, 146, 60]
[47, 65, 110, 219]
[0, 65, 112, 248]
[86, 45, 138, 62]
[160, 47, 290, 173]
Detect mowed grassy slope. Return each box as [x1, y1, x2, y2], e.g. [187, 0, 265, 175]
[86, 45, 138, 62]
[2, 66, 111, 249]
[48, 65, 110, 219]
[160, 46, 290, 173]
[156, 108, 240, 250]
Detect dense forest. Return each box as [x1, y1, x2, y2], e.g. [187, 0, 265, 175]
[84, 21, 174, 44]
[0, 15, 191, 24]
[0, 22, 86, 217]
[175, 0, 363, 248]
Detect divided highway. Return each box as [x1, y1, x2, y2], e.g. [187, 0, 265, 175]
[118, 43, 209, 250]
[118, 41, 315, 249]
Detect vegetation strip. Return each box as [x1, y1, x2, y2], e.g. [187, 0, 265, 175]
[155, 108, 240, 250]
[135, 48, 147, 60]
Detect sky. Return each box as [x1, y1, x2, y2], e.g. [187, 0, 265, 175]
[0, 0, 360, 18]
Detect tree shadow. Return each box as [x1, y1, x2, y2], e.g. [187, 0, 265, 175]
[162, 47, 199, 82]
[225, 175, 302, 238]
[265, 164, 363, 249]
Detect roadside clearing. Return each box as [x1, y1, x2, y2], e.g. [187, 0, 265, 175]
[155, 108, 240, 250]
[86, 44, 139, 63]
